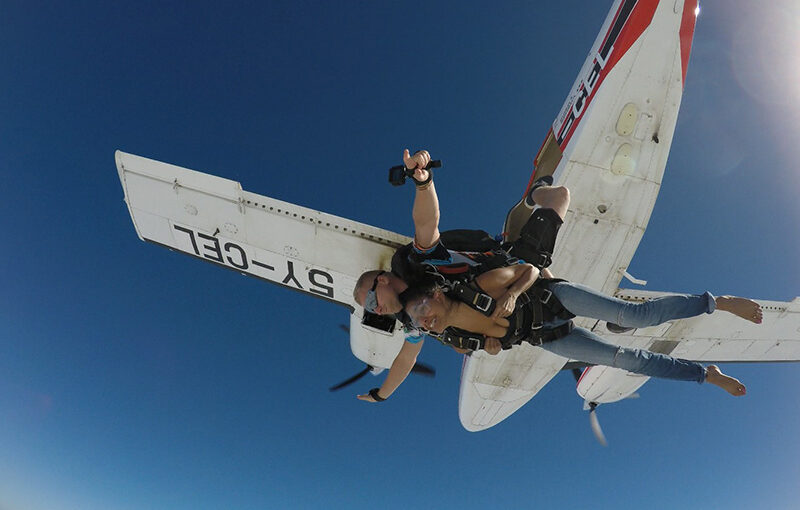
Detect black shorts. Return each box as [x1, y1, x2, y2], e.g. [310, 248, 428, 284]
[508, 208, 563, 269]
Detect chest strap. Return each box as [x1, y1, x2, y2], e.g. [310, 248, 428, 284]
[448, 279, 574, 321]
[436, 328, 486, 351]
[448, 281, 496, 316]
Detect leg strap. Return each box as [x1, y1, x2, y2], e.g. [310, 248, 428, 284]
[525, 321, 574, 346]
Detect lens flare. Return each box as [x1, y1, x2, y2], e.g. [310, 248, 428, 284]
[730, 2, 800, 108]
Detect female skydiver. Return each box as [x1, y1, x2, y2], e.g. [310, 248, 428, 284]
[403, 263, 763, 396]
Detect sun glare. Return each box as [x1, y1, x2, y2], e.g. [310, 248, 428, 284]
[730, 2, 800, 109]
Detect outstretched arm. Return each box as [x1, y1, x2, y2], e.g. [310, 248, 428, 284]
[405, 149, 440, 250]
[357, 338, 424, 402]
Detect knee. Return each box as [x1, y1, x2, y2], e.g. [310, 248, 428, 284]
[553, 186, 569, 204]
[543, 185, 569, 207]
[618, 301, 655, 328]
[613, 347, 650, 371]
[532, 185, 569, 206]
[537, 185, 568, 205]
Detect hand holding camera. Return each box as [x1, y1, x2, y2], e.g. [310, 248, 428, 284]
[389, 149, 442, 187]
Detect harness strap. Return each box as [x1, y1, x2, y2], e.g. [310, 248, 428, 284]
[475, 251, 520, 273]
[449, 282, 496, 316]
[529, 252, 552, 270]
[443, 279, 574, 350]
[524, 321, 574, 346]
[535, 279, 576, 321]
[523, 290, 543, 328]
[438, 328, 485, 351]
[503, 291, 530, 345]
[539, 287, 571, 319]
[439, 321, 574, 351]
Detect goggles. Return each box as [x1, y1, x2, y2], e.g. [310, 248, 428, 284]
[405, 297, 433, 329]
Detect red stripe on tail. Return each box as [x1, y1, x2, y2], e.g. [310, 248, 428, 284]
[679, 0, 698, 86]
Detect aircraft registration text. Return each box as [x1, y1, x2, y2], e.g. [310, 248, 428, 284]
[170, 223, 337, 300]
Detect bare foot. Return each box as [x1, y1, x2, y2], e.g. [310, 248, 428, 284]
[715, 296, 763, 324]
[705, 365, 746, 396]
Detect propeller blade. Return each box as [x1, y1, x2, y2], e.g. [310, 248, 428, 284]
[410, 362, 436, 377]
[588, 403, 608, 447]
[571, 368, 583, 382]
[329, 365, 371, 391]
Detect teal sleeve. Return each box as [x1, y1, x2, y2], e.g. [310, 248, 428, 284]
[404, 326, 424, 344]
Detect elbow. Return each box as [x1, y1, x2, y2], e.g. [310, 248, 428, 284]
[522, 263, 539, 288]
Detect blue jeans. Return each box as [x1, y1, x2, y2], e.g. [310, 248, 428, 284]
[537, 282, 715, 383]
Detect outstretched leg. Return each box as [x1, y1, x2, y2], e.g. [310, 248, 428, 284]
[715, 296, 762, 324]
[551, 282, 715, 328]
[539, 326, 706, 382]
[551, 282, 763, 328]
[705, 365, 746, 396]
[539, 328, 746, 397]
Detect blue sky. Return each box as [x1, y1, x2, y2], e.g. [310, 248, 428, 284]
[2, 1, 799, 509]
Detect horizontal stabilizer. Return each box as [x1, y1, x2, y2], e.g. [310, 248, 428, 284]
[605, 289, 800, 363]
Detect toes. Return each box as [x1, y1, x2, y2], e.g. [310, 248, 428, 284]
[730, 380, 746, 396]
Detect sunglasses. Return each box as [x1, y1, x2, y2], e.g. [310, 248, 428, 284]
[363, 271, 385, 313]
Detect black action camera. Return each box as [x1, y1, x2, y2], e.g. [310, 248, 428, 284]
[388, 165, 410, 186]
[388, 159, 442, 186]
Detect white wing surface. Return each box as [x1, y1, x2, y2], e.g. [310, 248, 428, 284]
[459, 0, 702, 431]
[577, 290, 800, 404]
[608, 290, 800, 363]
[117, 150, 410, 308]
[458, 345, 566, 432]
[116, 150, 409, 368]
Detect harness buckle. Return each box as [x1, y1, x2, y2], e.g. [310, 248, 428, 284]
[535, 253, 552, 269]
[464, 337, 482, 351]
[527, 333, 544, 346]
[540, 289, 553, 305]
[473, 293, 493, 313]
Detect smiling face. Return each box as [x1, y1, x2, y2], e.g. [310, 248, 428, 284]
[404, 289, 449, 333]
